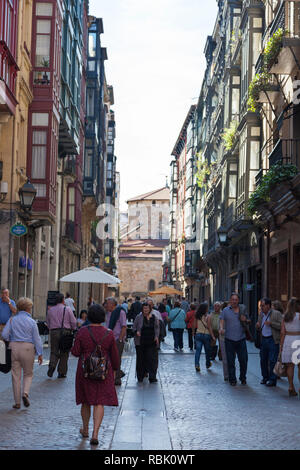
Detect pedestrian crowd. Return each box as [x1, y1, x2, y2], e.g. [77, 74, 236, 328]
[0, 288, 300, 447]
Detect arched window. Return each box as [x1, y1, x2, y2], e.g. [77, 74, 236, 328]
[149, 279, 155, 291]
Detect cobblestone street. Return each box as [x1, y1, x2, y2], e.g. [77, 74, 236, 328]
[0, 331, 299, 451]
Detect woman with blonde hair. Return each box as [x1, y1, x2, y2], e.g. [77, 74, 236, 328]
[2, 298, 43, 409]
[280, 298, 300, 397]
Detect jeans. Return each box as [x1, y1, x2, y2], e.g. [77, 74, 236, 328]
[260, 336, 279, 384]
[172, 329, 184, 350]
[195, 333, 211, 368]
[225, 338, 248, 383]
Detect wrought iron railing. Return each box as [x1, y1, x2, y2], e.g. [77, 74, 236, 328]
[224, 202, 237, 230]
[269, 139, 300, 167]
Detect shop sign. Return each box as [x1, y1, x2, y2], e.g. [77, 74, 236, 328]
[244, 283, 254, 291]
[10, 223, 28, 237]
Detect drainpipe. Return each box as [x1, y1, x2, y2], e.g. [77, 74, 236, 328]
[266, 222, 270, 297]
[8, 115, 16, 294]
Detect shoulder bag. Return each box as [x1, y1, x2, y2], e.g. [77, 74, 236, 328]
[238, 309, 254, 342]
[58, 307, 75, 352]
[273, 351, 287, 377]
[168, 309, 182, 332]
[0, 340, 11, 374]
[255, 311, 271, 349]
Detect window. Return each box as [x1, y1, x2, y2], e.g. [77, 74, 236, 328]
[249, 140, 260, 194]
[32, 113, 49, 126]
[87, 89, 95, 116]
[88, 33, 96, 57]
[238, 127, 247, 198]
[149, 280, 155, 291]
[32, 131, 47, 179]
[35, 20, 51, 67]
[36, 3, 53, 16]
[88, 60, 95, 71]
[84, 148, 93, 178]
[68, 187, 75, 222]
[35, 183, 46, 197]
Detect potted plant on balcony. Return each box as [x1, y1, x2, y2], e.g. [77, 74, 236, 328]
[196, 153, 211, 190]
[41, 57, 49, 68]
[264, 28, 285, 71]
[247, 71, 272, 112]
[247, 163, 298, 216]
[222, 120, 238, 151]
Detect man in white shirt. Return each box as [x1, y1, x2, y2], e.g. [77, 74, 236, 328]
[65, 292, 75, 315]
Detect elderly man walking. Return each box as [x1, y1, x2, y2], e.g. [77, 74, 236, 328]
[219, 293, 251, 386]
[105, 298, 127, 386]
[256, 297, 282, 387]
[0, 288, 17, 340]
[46, 293, 77, 379]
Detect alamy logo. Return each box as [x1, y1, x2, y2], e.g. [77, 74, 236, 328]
[292, 340, 300, 366]
[293, 80, 300, 105]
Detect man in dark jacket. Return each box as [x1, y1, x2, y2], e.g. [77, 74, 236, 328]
[128, 296, 142, 322]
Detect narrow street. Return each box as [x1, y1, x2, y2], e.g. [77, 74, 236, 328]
[0, 331, 299, 451]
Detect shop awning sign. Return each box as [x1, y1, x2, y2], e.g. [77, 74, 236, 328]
[10, 223, 28, 237]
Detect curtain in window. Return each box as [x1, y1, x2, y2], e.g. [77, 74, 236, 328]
[31, 131, 47, 179]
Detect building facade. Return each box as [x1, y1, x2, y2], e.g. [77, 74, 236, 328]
[118, 187, 170, 299]
[0, 0, 35, 300]
[0, 3, 119, 318]
[170, 0, 300, 334]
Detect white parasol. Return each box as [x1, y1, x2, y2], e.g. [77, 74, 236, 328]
[59, 266, 121, 285]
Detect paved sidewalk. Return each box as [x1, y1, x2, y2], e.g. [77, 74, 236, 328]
[159, 332, 300, 450]
[110, 342, 172, 450]
[0, 333, 299, 450]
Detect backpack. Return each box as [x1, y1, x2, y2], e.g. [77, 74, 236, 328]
[82, 327, 110, 381]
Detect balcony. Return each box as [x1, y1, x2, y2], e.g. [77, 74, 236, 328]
[64, 221, 76, 242]
[33, 71, 50, 86]
[0, 41, 19, 115]
[224, 202, 237, 230]
[269, 139, 300, 167]
[207, 232, 218, 253]
[63, 156, 77, 182]
[268, 1, 300, 75]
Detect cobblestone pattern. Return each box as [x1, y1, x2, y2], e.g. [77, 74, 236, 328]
[0, 333, 299, 450]
[159, 333, 300, 450]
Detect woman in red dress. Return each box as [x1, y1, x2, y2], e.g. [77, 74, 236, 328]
[71, 304, 120, 446]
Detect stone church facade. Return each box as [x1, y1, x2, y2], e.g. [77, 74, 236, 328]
[118, 187, 170, 299]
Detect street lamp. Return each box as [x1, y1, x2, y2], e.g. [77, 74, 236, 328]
[19, 179, 37, 212]
[217, 225, 229, 245]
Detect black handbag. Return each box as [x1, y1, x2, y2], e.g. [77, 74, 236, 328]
[0, 341, 12, 374]
[58, 307, 74, 352]
[254, 330, 262, 349]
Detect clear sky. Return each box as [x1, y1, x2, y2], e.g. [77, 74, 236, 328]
[89, 0, 218, 210]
